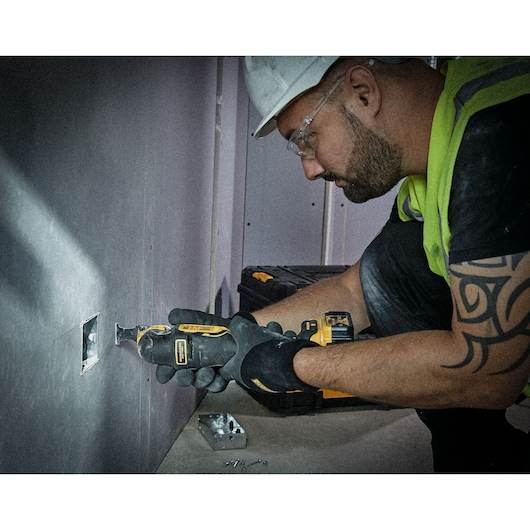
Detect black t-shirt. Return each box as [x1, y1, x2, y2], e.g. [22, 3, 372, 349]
[448, 95, 530, 265]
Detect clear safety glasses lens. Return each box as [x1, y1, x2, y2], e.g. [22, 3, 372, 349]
[287, 129, 316, 159]
[286, 75, 344, 160]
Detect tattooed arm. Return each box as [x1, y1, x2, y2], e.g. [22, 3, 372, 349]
[446, 252, 530, 406]
[292, 252, 530, 409]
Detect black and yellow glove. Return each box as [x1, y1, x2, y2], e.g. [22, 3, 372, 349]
[219, 315, 319, 394]
[154, 308, 258, 392]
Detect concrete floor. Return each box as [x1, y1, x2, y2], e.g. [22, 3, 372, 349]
[157, 382, 530, 474]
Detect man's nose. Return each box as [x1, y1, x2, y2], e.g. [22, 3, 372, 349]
[301, 157, 326, 181]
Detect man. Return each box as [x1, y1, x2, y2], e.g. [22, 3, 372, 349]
[167, 57, 530, 472]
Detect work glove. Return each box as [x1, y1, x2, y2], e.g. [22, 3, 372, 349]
[154, 308, 231, 391]
[219, 315, 319, 394]
[155, 308, 256, 392]
[168, 308, 231, 328]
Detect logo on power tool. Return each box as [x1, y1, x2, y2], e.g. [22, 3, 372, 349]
[174, 339, 188, 365]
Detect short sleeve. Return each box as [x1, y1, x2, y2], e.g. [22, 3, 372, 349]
[448, 95, 530, 265]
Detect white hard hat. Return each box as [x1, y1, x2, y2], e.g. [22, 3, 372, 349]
[244, 56, 339, 139]
[244, 56, 409, 138]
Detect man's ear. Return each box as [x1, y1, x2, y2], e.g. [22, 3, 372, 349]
[342, 65, 382, 118]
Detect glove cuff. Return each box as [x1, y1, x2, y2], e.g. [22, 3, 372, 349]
[240, 339, 319, 394]
[231, 311, 257, 325]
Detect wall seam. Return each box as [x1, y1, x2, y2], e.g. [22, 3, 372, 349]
[209, 57, 224, 315]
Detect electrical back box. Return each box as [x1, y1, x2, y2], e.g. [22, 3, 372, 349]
[198, 413, 247, 451]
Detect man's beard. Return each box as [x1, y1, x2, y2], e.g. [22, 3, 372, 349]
[323, 106, 404, 203]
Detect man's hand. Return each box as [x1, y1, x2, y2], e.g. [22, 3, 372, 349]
[156, 308, 232, 392]
[219, 315, 319, 393]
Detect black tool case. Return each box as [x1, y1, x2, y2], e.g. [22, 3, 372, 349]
[237, 265, 382, 415]
[239, 265, 350, 313]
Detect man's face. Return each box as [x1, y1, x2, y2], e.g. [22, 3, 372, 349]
[327, 105, 404, 203]
[278, 91, 404, 204]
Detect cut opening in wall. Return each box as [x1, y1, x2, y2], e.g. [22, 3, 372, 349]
[81, 313, 100, 375]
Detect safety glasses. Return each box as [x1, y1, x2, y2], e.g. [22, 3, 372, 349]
[287, 75, 345, 159]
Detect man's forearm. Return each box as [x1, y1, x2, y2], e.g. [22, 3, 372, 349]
[290, 252, 530, 410]
[292, 329, 525, 410]
[252, 262, 371, 335]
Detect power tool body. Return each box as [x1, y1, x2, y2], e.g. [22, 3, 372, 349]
[115, 311, 353, 374]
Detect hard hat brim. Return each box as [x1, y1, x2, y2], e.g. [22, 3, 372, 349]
[251, 56, 340, 138]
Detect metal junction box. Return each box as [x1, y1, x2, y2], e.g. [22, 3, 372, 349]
[198, 413, 247, 451]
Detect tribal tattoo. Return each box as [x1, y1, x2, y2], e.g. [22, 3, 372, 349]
[445, 253, 530, 375]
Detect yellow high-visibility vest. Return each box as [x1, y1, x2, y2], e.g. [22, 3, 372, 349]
[397, 57, 530, 284]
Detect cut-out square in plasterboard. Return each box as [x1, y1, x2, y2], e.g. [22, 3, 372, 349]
[81, 313, 100, 375]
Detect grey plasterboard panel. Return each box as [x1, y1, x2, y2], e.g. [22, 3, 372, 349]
[0, 57, 222, 472]
[146, 57, 219, 469]
[243, 104, 325, 267]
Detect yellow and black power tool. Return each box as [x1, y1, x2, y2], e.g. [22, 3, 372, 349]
[115, 311, 354, 373]
[296, 311, 354, 345]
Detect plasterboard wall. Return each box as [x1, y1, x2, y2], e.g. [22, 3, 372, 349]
[0, 57, 248, 472]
